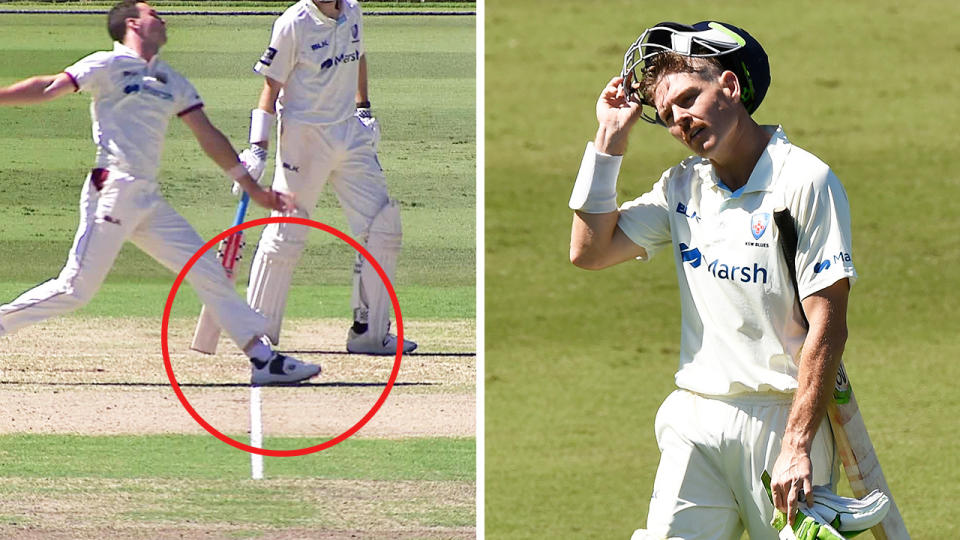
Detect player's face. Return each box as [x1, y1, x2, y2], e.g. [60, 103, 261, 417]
[653, 70, 739, 159]
[134, 3, 167, 46]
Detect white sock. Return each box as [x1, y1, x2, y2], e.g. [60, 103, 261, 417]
[246, 338, 274, 363]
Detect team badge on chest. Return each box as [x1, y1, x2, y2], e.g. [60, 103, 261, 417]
[751, 212, 770, 240]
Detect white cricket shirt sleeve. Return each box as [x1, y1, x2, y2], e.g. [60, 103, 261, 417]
[791, 167, 858, 298]
[171, 72, 204, 117]
[254, 16, 297, 84]
[64, 51, 113, 94]
[617, 169, 674, 259]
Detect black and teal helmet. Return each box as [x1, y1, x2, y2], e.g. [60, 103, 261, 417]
[621, 21, 771, 125]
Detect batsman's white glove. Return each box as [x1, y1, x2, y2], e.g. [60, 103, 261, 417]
[356, 106, 380, 151]
[232, 144, 268, 197]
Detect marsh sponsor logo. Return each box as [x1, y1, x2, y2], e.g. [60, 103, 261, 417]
[680, 242, 769, 284]
[679, 242, 702, 267]
[813, 250, 852, 273]
[320, 50, 361, 70]
[122, 83, 173, 100]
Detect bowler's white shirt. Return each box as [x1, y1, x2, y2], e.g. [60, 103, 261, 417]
[254, 0, 365, 126]
[64, 42, 203, 181]
[618, 126, 857, 395]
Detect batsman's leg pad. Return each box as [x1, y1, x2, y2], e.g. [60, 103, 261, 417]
[351, 199, 401, 345]
[247, 209, 310, 344]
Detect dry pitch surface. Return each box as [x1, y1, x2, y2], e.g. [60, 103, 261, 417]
[0, 317, 475, 438]
[0, 317, 476, 539]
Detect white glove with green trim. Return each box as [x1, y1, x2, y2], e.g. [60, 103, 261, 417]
[762, 472, 890, 540]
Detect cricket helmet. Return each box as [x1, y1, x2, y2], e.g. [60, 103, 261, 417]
[621, 21, 770, 125]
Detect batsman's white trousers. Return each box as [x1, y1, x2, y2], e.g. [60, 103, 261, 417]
[250, 116, 392, 321]
[640, 389, 838, 540]
[0, 170, 266, 346]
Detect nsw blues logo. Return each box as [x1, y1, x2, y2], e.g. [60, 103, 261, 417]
[352, 24, 359, 42]
[751, 212, 771, 240]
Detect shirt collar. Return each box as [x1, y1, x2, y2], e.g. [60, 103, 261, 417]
[304, 0, 342, 24]
[112, 41, 158, 66]
[694, 124, 791, 195]
[741, 125, 791, 194]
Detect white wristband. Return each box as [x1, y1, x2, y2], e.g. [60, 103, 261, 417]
[227, 162, 248, 182]
[568, 141, 622, 213]
[249, 109, 275, 144]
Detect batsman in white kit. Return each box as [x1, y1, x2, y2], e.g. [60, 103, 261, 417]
[0, 0, 321, 385]
[236, 0, 417, 355]
[570, 21, 891, 539]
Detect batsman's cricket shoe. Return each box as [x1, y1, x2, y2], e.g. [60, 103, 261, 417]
[250, 353, 321, 385]
[346, 329, 417, 355]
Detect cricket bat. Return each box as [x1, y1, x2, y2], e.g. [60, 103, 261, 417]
[190, 192, 250, 354]
[829, 364, 909, 539]
[773, 208, 909, 539]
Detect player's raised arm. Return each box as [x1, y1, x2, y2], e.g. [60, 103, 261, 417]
[178, 106, 294, 213]
[569, 76, 646, 269]
[0, 72, 76, 106]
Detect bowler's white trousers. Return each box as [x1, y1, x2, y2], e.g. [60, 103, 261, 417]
[0, 169, 266, 346]
[638, 389, 838, 540]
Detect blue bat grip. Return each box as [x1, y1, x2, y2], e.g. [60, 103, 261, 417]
[233, 192, 250, 227]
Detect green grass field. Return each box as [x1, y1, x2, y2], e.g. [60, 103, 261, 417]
[0, 8, 475, 538]
[0, 435, 475, 534]
[486, 0, 960, 538]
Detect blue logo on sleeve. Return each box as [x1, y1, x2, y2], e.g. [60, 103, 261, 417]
[813, 250, 852, 274]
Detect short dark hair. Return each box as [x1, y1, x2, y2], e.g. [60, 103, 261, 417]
[108, 0, 142, 42]
[638, 52, 723, 108]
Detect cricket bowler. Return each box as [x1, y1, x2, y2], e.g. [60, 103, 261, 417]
[569, 21, 868, 538]
[0, 0, 321, 385]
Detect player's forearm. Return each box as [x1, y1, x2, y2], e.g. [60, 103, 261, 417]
[0, 75, 63, 106]
[196, 126, 243, 171]
[571, 211, 619, 268]
[782, 289, 849, 451]
[251, 78, 282, 149]
[356, 55, 369, 104]
[256, 79, 280, 116]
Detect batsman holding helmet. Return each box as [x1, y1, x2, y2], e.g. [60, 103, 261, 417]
[0, 1, 321, 386]
[569, 21, 888, 539]
[236, 0, 417, 355]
